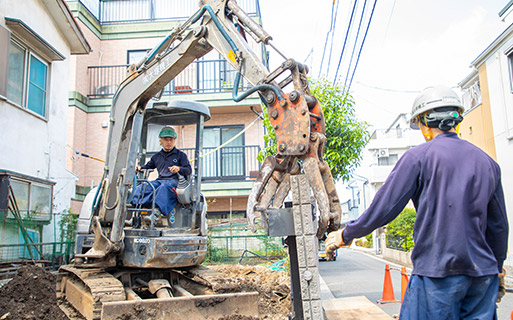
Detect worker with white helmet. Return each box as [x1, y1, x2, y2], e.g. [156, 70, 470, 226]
[326, 85, 508, 319]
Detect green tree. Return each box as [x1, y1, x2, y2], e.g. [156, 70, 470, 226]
[257, 79, 370, 181]
[59, 209, 79, 242]
[386, 207, 417, 250]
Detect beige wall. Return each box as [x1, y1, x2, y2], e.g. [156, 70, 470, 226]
[459, 64, 497, 160]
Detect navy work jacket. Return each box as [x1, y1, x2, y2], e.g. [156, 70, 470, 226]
[142, 148, 192, 180]
[344, 132, 508, 277]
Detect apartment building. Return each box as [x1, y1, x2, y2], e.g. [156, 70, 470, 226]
[0, 0, 90, 245]
[458, 3, 513, 270]
[65, 0, 266, 220]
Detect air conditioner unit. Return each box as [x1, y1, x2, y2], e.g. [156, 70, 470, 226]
[377, 148, 389, 158]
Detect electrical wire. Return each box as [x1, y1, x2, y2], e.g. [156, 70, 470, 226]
[346, 0, 378, 92]
[343, 0, 368, 88]
[318, 0, 337, 78]
[326, 0, 341, 77]
[332, 0, 359, 86]
[354, 81, 421, 94]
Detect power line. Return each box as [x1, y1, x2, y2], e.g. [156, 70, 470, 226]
[346, 0, 378, 92]
[383, 0, 397, 43]
[333, 0, 359, 86]
[318, 1, 337, 78]
[325, 0, 341, 77]
[343, 0, 368, 88]
[354, 81, 421, 94]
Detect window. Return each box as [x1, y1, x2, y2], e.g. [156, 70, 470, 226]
[461, 81, 481, 111]
[7, 38, 48, 117]
[10, 179, 52, 219]
[203, 126, 245, 179]
[378, 154, 398, 166]
[127, 49, 150, 65]
[508, 50, 513, 93]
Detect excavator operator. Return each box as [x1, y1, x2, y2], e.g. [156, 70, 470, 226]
[132, 125, 192, 220]
[325, 85, 508, 319]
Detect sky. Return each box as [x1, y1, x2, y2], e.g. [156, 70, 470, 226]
[258, 0, 510, 129]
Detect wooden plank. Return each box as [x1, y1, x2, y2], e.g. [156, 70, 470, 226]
[323, 296, 394, 320]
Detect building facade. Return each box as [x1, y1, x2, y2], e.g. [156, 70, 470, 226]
[65, 0, 266, 221]
[459, 16, 513, 270]
[0, 0, 90, 246]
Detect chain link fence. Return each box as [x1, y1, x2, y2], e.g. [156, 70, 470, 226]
[206, 222, 287, 264]
[386, 234, 413, 252]
[0, 241, 75, 276]
[0, 222, 287, 272]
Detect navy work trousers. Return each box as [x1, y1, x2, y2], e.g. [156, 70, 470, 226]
[131, 179, 178, 216]
[400, 274, 498, 320]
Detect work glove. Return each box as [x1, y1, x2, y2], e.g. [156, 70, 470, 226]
[497, 270, 506, 303]
[325, 228, 352, 261]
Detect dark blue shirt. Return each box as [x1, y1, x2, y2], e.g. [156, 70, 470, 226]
[344, 132, 508, 277]
[142, 148, 192, 180]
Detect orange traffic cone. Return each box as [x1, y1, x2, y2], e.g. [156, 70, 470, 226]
[378, 264, 400, 304]
[400, 267, 409, 303]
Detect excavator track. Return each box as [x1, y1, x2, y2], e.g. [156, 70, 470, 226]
[57, 265, 125, 320]
[58, 265, 260, 320]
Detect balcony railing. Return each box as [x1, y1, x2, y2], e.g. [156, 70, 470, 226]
[182, 145, 261, 181]
[87, 59, 252, 99]
[70, 0, 260, 24]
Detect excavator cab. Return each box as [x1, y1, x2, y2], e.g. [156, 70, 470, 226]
[128, 100, 211, 233]
[75, 100, 211, 269]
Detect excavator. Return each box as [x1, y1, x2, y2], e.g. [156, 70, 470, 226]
[58, 0, 343, 319]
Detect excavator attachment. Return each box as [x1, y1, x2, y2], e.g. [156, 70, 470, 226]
[246, 64, 342, 238]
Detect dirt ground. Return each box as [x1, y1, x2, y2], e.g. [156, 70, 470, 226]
[0, 264, 290, 320]
[209, 264, 291, 319]
[0, 265, 68, 320]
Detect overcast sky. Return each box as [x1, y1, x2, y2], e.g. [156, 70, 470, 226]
[258, 0, 509, 129]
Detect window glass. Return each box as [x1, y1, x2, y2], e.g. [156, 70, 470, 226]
[202, 126, 244, 178]
[30, 184, 51, 214]
[378, 154, 399, 166]
[10, 179, 29, 212]
[7, 40, 25, 105]
[27, 55, 47, 116]
[146, 124, 164, 152]
[127, 49, 150, 65]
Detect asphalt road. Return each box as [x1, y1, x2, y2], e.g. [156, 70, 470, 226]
[318, 248, 513, 319]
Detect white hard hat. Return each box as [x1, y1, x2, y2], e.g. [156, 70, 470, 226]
[410, 85, 464, 129]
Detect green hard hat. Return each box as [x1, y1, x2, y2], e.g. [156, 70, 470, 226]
[159, 125, 177, 138]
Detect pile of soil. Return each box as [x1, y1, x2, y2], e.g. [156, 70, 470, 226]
[210, 265, 291, 320]
[0, 265, 68, 320]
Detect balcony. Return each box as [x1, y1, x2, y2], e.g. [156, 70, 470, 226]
[181, 145, 261, 181]
[87, 59, 252, 99]
[71, 0, 260, 24]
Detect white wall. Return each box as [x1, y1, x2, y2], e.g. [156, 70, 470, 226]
[482, 39, 513, 269]
[0, 0, 78, 242]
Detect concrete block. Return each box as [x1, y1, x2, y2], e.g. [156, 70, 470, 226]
[299, 267, 321, 301]
[290, 175, 301, 205]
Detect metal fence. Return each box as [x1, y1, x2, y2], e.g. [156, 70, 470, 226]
[0, 241, 74, 270]
[207, 235, 286, 263]
[71, 0, 260, 24]
[385, 234, 412, 252]
[182, 145, 261, 181]
[87, 59, 252, 99]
